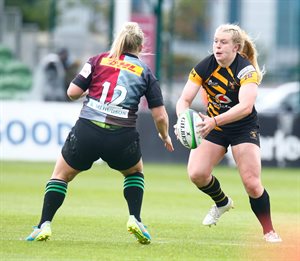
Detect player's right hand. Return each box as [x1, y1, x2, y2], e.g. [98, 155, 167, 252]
[158, 134, 174, 152]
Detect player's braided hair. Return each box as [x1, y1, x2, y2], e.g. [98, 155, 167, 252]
[109, 22, 144, 59]
[216, 24, 264, 84]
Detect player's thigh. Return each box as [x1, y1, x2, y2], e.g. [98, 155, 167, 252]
[121, 158, 143, 176]
[105, 137, 142, 172]
[62, 119, 103, 171]
[232, 143, 263, 195]
[232, 143, 261, 176]
[188, 139, 226, 177]
[51, 153, 81, 182]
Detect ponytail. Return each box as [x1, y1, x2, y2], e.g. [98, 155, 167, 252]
[109, 22, 144, 60]
[240, 30, 264, 84]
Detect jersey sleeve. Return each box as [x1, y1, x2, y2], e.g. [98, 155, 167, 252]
[188, 68, 202, 86]
[188, 55, 215, 86]
[72, 57, 95, 91]
[237, 63, 259, 85]
[144, 72, 164, 109]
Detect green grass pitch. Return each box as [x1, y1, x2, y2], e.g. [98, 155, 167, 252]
[0, 161, 299, 260]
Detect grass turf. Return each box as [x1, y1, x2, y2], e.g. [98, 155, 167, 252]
[0, 161, 299, 260]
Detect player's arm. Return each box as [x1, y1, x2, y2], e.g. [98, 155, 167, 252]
[67, 82, 88, 101]
[67, 60, 93, 101]
[214, 82, 258, 126]
[176, 79, 200, 116]
[150, 106, 174, 152]
[198, 82, 258, 138]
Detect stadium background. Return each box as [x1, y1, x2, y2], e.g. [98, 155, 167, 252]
[0, 0, 299, 167]
[0, 1, 300, 261]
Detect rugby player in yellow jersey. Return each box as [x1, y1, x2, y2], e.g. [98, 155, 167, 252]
[176, 24, 281, 243]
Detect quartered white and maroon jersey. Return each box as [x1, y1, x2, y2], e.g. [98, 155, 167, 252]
[72, 52, 164, 127]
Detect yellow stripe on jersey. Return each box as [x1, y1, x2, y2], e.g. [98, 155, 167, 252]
[189, 68, 202, 85]
[208, 103, 218, 115]
[211, 71, 227, 94]
[100, 57, 143, 76]
[214, 66, 228, 85]
[207, 107, 222, 131]
[204, 86, 216, 97]
[226, 67, 235, 79]
[211, 82, 226, 94]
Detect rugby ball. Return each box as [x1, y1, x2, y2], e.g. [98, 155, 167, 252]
[176, 109, 202, 149]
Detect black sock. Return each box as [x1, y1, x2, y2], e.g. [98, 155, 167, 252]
[123, 172, 144, 222]
[38, 179, 68, 228]
[249, 189, 274, 234]
[199, 175, 228, 207]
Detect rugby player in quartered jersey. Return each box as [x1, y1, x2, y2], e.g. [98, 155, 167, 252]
[25, 22, 174, 245]
[72, 52, 163, 127]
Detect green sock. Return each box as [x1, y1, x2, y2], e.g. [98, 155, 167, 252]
[38, 179, 67, 228]
[123, 172, 144, 222]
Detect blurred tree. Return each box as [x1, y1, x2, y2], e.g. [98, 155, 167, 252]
[5, 0, 51, 30]
[174, 0, 207, 41]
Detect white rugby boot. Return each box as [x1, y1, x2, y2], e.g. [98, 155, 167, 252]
[264, 231, 282, 243]
[202, 198, 234, 226]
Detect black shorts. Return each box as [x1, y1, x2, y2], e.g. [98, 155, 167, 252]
[205, 124, 260, 150]
[62, 118, 141, 171]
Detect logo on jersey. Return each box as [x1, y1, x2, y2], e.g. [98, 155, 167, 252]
[215, 94, 231, 104]
[243, 73, 253, 81]
[208, 80, 219, 87]
[101, 57, 143, 76]
[228, 81, 239, 91]
[86, 98, 129, 118]
[249, 130, 258, 140]
[191, 69, 197, 78]
[189, 69, 202, 85]
[79, 63, 92, 78]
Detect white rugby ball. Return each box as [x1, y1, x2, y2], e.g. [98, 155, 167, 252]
[176, 109, 202, 149]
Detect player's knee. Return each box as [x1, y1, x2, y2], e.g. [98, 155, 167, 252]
[188, 168, 209, 186]
[244, 180, 263, 197]
[51, 169, 79, 183]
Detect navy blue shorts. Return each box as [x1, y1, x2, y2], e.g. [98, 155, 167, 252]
[205, 124, 260, 150]
[62, 118, 141, 171]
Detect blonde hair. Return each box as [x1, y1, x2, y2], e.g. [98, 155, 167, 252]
[109, 22, 144, 59]
[216, 24, 264, 83]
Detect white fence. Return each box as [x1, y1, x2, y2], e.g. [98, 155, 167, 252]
[1, 101, 81, 161]
[1, 101, 300, 167]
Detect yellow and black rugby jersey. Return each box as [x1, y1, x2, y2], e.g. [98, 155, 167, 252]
[189, 53, 259, 131]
